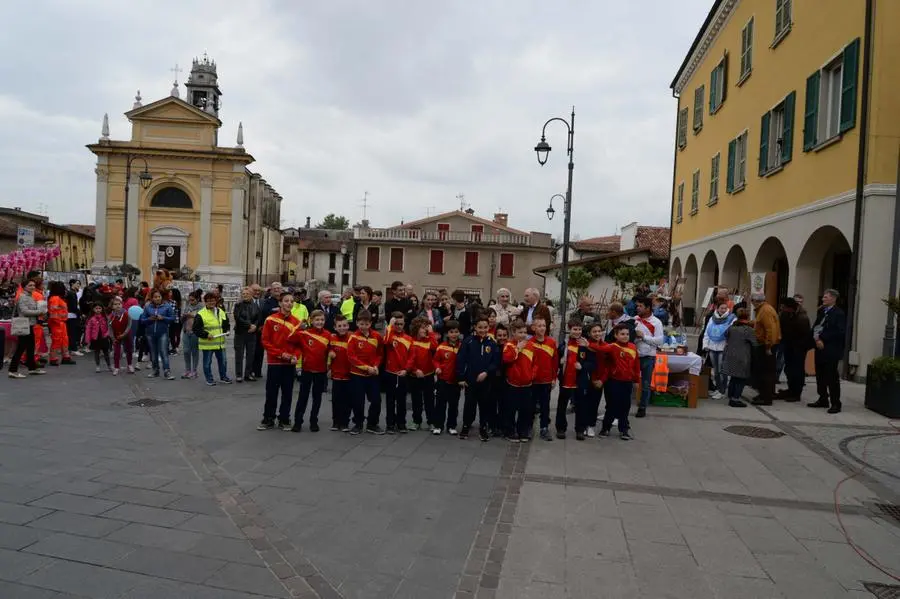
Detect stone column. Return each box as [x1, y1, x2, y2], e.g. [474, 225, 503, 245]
[230, 176, 247, 270]
[199, 176, 213, 271]
[92, 159, 108, 270]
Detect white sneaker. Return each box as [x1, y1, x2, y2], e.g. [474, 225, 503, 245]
[127, 365, 135, 374]
[95, 367, 101, 373]
[448, 428, 458, 435]
[432, 427, 442, 435]
[112, 368, 119, 376]
[73, 351, 84, 357]
[586, 426, 596, 438]
[8, 372, 26, 379]
[710, 391, 723, 400]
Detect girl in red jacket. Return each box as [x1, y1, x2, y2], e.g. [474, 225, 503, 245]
[406, 317, 438, 432]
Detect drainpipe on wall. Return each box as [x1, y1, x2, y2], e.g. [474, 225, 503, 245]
[668, 88, 681, 316]
[843, 0, 874, 378]
[883, 146, 900, 357]
[489, 251, 496, 300]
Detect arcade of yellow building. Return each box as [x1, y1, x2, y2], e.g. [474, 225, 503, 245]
[88, 55, 283, 284]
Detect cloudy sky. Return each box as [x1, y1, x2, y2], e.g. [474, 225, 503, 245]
[0, 0, 710, 238]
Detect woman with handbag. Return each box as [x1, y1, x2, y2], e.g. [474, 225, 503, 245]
[8, 279, 47, 379]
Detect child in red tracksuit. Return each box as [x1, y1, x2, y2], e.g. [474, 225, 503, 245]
[406, 317, 438, 432]
[293, 310, 332, 433]
[526, 317, 558, 441]
[503, 321, 538, 442]
[258, 293, 302, 430]
[383, 312, 412, 433]
[328, 314, 352, 432]
[347, 312, 383, 435]
[433, 319, 461, 435]
[597, 323, 641, 440]
[554, 319, 583, 440]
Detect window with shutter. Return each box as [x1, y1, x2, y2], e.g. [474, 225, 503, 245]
[329, 253, 337, 269]
[389, 248, 404, 272]
[760, 91, 796, 176]
[839, 38, 860, 133]
[740, 17, 753, 82]
[677, 108, 688, 148]
[804, 39, 859, 151]
[690, 170, 700, 215]
[437, 223, 450, 241]
[365, 247, 380, 270]
[781, 91, 795, 164]
[735, 132, 748, 188]
[464, 251, 479, 276]
[726, 140, 736, 193]
[499, 253, 514, 277]
[470, 224, 483, 242]
[429, 250, 444, 274]
[774, 0, 792, 43]
[693, 86, 704, 132]
[709, 57, 727, 114]
[803, 71, 820, 151]
[759, 111, 771, 176]
[709, 153, 720, 205]
[676, 182, 684, 223]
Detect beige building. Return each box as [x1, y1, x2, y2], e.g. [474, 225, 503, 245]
[353, 210, 553, 301]
[0, 207, 95, 271]
[88, 54, 283, 284]
[282, 225, 354, 289]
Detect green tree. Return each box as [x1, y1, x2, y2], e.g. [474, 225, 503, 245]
[316, 214, 350, 230]
[561, 266, 594, 307]
[613, 263, 666, 294]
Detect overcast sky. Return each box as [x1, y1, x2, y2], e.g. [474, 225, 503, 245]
[0, 0, 710, 238]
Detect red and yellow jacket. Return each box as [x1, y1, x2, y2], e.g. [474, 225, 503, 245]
[502, 342, 536, 387]
[383, 326, 412, 375]
[559, 337, 582, 389]
[262, 312, 302, 366]
[329, 333, 351, 381]
[598, 341, 641, 384]
[526, 336, 558, 385]
[433, 341, 460, 384]
[405, 337, 437, 375]
[298, 328, 332, 373]
[348, 331, 382, 376]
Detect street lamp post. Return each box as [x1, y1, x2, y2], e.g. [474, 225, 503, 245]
[123, 155, 153, 268]
[534, 107, 575, 348]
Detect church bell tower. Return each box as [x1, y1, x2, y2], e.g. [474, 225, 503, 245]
[185, 53, 222, 116]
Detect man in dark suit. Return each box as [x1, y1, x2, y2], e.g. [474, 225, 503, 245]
[521, 288, 552, 337]
[316, 290, 338, 332]
[808, 289, 846, 414]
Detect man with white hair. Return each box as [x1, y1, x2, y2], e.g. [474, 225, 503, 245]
[750, 292, 781, 406]
[317, 289, 338, 332]
[521, 288, 551, 337]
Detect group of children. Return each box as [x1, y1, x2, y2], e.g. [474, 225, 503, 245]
[257, 291, 642, 442]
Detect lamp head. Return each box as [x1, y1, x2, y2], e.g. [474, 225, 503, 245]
[534, 137, 551, 166]
[138, 168, 153, 189]
[546, 203, 556, 220]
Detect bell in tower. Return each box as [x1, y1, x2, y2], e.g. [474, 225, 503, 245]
[185, 52, 222, 116]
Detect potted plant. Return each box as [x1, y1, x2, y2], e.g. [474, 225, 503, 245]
[865, 357, 900, 418]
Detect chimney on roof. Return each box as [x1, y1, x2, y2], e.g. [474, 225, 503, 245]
[305, 216, 311, 228]
[493, 213, 508, 227]
[361, 219, 370, 228]
[464, 208, 475, 215]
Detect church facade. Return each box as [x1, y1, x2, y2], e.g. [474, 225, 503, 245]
[88, 55, 283, 284]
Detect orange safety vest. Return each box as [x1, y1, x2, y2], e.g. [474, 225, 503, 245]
[651, 354, 670, 392]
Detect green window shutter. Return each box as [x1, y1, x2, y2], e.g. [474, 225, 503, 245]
[840, 37, 860, 133]
[782, 91, 796, 163]
[759, 112, 770, 176]
[803, 71, 820, 151]
[726, 139, 736, 193]
[710, 68, 718, 113]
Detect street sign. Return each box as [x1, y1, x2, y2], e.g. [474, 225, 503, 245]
[17, 226, 34, 247]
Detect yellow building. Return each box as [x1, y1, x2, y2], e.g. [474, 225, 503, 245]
[88, 55, 283, 284]
[669, 0, 900, 377]
[0, 207, 94, 271]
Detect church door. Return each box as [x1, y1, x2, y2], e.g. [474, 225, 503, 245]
[157, 245, 181, 272]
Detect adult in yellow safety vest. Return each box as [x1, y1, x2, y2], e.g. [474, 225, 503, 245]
[192, 291, 233, 386]
[291, 300, 309, 325]
[340, 287, 357, 328]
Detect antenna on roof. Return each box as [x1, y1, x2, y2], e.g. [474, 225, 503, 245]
[360, 191, 371, 221]
[424, 206, 437, 217]
[456, 193, 468, 212]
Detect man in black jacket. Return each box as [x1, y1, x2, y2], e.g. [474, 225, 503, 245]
[450, 289, 474, 336]
[233, 287, 261, 382]
[384, 281, 410, 323]
[776, 297, 811, 402]
[65, 279, 83, 354]
[808, 289, 846, 414]
[315, 289, 338, 332]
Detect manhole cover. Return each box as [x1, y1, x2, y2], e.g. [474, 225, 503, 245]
[864, 582, 900, 598]
[127, 398, 168, 408]
[723, 425, 785, 439]
[873, 503, 900, 526]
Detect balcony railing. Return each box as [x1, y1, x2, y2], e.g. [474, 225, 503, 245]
[353, 227, 532, 246]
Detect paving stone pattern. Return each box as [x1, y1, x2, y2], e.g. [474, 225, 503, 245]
[1, 356, 900, 598]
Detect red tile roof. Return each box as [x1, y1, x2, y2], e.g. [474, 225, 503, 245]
[397, 210, 529, 235]
[570, 227, 669, 260]
[571, 235, 621, 253]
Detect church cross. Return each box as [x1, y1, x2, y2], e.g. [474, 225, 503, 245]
[170, 63, 184, 84]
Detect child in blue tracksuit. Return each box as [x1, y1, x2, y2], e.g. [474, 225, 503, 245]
[456, 314, 500, 441]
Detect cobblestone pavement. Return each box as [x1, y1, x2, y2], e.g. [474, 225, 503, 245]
[1, 356, 899, 598]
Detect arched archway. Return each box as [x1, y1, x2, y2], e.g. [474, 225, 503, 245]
[795, 226, 852, 309]
[753, 237, 789, 302]
[683, 254, 699, 326]
[698, 249, 719, 311]
[721, 245, 748, 294]
[149, 186, 193, 209]
[670, 257, 683, 281]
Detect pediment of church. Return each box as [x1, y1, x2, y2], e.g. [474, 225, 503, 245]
[126, 96, 221, 127]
